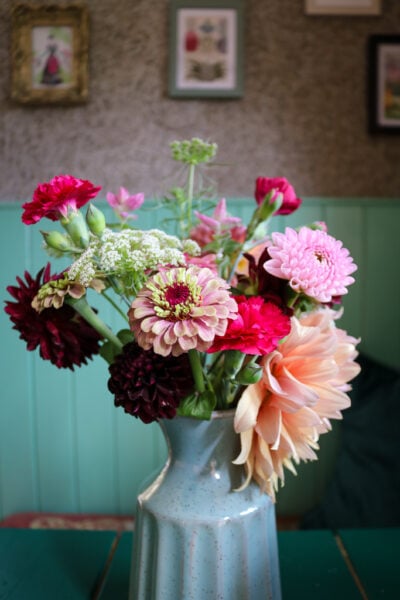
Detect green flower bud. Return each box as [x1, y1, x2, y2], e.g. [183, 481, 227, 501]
[223, 350, 246, 377]
[41, 230, 72, 252]
[61, 210, 89, 248]
[86, 203, 106, 236]
[236, 363, 263, 385]
[170, 138, 217, 165]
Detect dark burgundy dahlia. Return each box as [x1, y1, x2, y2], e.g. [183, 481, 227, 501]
[108, 342, 193, 423]
[5, 265, 102, 370]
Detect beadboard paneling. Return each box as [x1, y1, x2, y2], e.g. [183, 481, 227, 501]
[0, 198, 399, 521]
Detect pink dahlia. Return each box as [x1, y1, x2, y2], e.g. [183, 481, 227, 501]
[207, 295, 290, 355]
[129, 266, 238, 357]
[106, 187, 144, 219]
[254, 177, 301, 215]
[264, 226, 357, 303]
[233, 308, 360, 500]
[22, 175, 101, 224]
[5, 265, 103, 369]
[190, 198, 246, 247]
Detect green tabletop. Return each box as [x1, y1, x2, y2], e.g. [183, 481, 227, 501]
[1, 527, 399, 599]
[0, 528, 115, 599]
[339, 528, 400, 599]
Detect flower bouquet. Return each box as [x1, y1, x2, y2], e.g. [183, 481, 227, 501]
[5, 138, 360, 598]
[5, 137, 360, 501]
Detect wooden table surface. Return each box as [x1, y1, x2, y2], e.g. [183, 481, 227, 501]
[0, 527, 398, 599]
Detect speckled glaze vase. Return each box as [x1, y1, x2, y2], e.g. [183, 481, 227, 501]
[128, 411, 282, 600]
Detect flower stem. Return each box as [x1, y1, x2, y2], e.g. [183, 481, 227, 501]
[67, 296, 123, 352]
[186, 162, 195, 234]
[188, 348, 205, 393]
[102, 291, 130, 322]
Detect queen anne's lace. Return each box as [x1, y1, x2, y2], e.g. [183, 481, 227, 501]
[68, 228, 200, 293]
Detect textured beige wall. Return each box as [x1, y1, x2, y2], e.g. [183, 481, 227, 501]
[1, 0, 400, 202]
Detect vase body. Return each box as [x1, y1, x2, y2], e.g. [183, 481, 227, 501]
[129, 411, 282, 600]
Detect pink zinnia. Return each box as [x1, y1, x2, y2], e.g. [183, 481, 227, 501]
[233, 308, 360, 500]
[128, 266, 238, 357]
[22, 175, 101, 224]
[264, 226, 357, 303]
[207, 295, 290, 355]
[190, 198, 246, 247]
[106, 187, 144, 219]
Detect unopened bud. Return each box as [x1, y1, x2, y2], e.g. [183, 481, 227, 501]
[86, 203, 106, 236]
[236, 364, 263, 385]
[41, 230, 71, 252]
[62, 211, 89, 248]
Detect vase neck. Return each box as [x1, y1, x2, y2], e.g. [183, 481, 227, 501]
[160, 413, 240, 469]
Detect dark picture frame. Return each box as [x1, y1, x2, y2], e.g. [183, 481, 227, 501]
[368, 35, 400, 133]
[305, 0, 381, 15]
[168, 0, 244, 98]
[11, 3, 89, 106]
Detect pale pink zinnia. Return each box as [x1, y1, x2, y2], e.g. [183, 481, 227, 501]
[264, 226, 357, 303]
[128, 266, 238, 357]
[106, 187, 144, 219]
[233, 308, 360, 500]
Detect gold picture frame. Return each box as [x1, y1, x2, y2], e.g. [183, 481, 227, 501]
[11, 3, 89, 105]
[305, 0, 381, 15]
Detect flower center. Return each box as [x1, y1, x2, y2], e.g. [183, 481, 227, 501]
[313, 248, 328, 264]
[165, 283, 190, 306]
[150, 271, 202, 320]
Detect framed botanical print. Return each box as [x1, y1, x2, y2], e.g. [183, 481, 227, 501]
[11, 3, 89, 105]
[305, 0, 381, 15]
[168, 0, 244, 98]
[368, 35, 400, 133]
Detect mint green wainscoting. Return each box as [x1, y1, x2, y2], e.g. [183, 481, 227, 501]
[0, 198, 399, 521]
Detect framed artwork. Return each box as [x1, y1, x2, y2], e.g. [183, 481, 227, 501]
[11, 3, 89, 105]
[368, 35, 400, 133]
[168, 0, 244, 98]
[305, 0, 381, 15]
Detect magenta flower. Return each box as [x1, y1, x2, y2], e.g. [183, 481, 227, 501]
[264, 227, 357, 303]
[254, 177, 301, 216]
[106, 187, 144, 219]
[129, 266, 238, 356]
[22, 175, 101, 224]
[5, 265, 102, 369]
[207, 296, 291, 355]
[190, 198, 246, 247]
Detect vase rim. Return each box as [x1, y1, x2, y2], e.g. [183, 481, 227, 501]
[171, 409, 236, 421]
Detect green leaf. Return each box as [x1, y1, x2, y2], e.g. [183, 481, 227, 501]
[99, 329, 133, 364]
[117, 329, 134, 344]
[99, 340, 119, 365]
[177, 390, 216, 420]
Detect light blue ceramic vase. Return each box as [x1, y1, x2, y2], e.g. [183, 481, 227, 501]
[129, 411, 282, 600]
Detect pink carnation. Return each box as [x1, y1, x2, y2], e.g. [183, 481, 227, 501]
[254, 177, 301, 216]
[233, 308, 360, 500]
[129, 266, 238, 357]
[207, 296, 290, 355]
[22, 175, 101, 224]
[264, 226, 357, 303]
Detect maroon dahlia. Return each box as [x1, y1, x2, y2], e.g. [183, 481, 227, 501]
[108, 342, 193, 423]
[4, 265, 102, 370]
